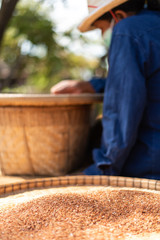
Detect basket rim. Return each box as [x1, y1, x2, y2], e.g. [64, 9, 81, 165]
[0, 176, 160, 196]
[0, 93, 103, 106]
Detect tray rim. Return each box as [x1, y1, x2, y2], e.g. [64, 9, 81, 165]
[0, 176, 160, 197]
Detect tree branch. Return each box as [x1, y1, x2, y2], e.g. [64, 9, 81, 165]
[0, 0, 19, 48]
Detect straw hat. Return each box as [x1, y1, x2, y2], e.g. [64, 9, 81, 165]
[78, 0, 128, 32]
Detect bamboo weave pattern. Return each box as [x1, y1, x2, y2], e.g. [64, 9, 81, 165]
[1, 176, 160, 196]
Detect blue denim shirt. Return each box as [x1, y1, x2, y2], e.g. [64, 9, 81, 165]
[85, 10, 160, 179]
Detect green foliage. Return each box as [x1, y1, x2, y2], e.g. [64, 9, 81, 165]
[0, 1, 99, 93]
[10, 5, 56, 49]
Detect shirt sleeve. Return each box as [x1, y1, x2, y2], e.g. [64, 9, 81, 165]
[92, 33, 147, 176]
[89, 77, 106, 93]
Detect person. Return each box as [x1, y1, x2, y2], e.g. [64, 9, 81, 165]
[51, 0, 160, 180]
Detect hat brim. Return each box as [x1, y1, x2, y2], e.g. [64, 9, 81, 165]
[78, 0, 128, 32]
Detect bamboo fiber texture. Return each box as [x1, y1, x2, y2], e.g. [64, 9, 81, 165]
[0, 105, 91, 176]
[0, 94, 103, 177]
[1, 176, 160, 196]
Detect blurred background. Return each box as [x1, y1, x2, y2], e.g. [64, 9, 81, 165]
[0, 0, 107, 93]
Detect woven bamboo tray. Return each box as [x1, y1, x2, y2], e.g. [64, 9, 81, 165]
[1, 176, 160, 240]
[0, 94, 103, 177]
[1, 175, 160, 196]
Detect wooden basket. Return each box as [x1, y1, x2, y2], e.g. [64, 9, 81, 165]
[0, 94, 103, 176]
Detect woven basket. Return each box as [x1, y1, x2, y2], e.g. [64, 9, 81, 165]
[0, 94, 103, 177]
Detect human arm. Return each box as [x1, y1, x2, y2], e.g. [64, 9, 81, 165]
[84, 33, 147, 176]
[50, 80, 96, 94]
[50, 75, 106, 94]
[89, 77, 106, 93]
